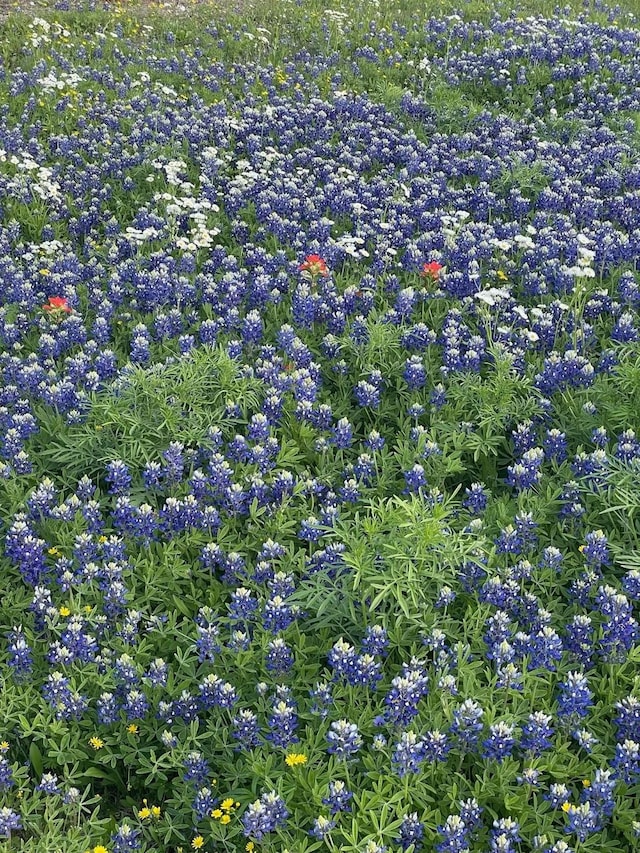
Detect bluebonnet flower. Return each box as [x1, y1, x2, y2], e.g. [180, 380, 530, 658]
[232, 709, 261, 750]
[262, 596, 298, 632]
[450, 699, 484, 752]
[615, 695, 640, 742]
[529, 626, 563, 671]
[557, 672, 593, 723]
[105, 460, 132, 495]
[365, 430, 385, 450]
[265, 638, 294, 674]
[6, 627, 33, 679]
[242, 792, 288, 840]
[506, 448, 544, 490]
[404, 464, 427, 492]
[382, 664, 429, 726]
[482, 721, 516, 762]
[0, 758, 14, 791]
[145, 658, 168, 688]
[397, 813, 424, 851]
[521, 712, 554, 755]
[572, 728, 598, 753]
[36, 773, 61, 795]
[563, 802, 600, 842]
[354, 380, 381, 408]
[392, 731, 426, 776]
[331, 418, 353, 449]
[328, 638, 358, 680]
[327, 720, 362, 758]
[546, 784, 571, 809]
[322, 780, 352, 814]
[581, 530, 610, 568]
[183, 752, 210, 786]
[611, 739, 640, 784]
[362, 625, 389, 656]
[193, 786, 217, 821]
[463, 482, 488, 514]
[458, 799, 482, 833]
[489, 817, 520, 852]
[435, 815, 469, 853]
[423, 730, 450, 763]
[309, 816, 336, 840]
[0, 808, 22, 838]
[111, 823, 141, 852]
[267, 700, 298, 748]
[544, 428, 568, 462]
[403, 355, 426, 390]
[518, 768, 541, 786]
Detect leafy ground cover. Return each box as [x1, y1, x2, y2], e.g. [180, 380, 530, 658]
[2, 0, 640, 851]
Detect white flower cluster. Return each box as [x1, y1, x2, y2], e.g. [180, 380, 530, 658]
[149, 157, 221, 251]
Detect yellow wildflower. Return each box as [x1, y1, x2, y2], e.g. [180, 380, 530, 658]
[285, 752, 308, 767]
[219, 814, 231, 825]
[127, 724, 139, 734]
[89, 736, 104, 750]
[59, 606, 71, 617]
[561, 802, 571, 812]
[138, 807, 151, 819]
[221, 798, 235, 811]
[191, 838, 205, 850]
[0, 741, 9, 752]
[211, 809, 223, 819]
[48, 547, 60, 556]
[582, 779, 591, 787]
[151, 806, 161, 818]
[93, 847, 109, 853]
[246, 843, 255, 852]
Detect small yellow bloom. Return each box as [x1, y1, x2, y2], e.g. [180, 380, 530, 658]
[89, 736, 104, 750]
[561, 802, 571, 812]
[98, 536, 108, 543]
[59, 606, 71, 617]
[285, 752, 308, 767]
[138, 807, 151, 819]
[582, 779, 591, 787]
[127, 724, 139, 734]
[39, 268, 51, 276]
[94, 846, 109, 853]
[151, 806, 161, 818]
[221, 798, 235, 811]
[496, 270, 508, 281]
[191, 838, 205, 850]
[219, 814, 231, 825]
[211, 809, 223, 819]
[246, 843, 255, 852]
[578, 545, 585, 553]
[48, 547, 60, 556]
[0, 741, 9, 752]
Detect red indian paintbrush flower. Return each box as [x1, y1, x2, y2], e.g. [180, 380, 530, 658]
[421, 261, 443, 280]
[42, 296, 72, 314]
[299, 254, 329, 277]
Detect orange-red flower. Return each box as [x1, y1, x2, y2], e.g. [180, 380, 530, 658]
[421, 261, 443, 280]
[42, 296, 72, 314]
[299, 254, 328, 277]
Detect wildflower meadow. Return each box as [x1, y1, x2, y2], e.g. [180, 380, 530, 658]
[2, 0, 640, 850]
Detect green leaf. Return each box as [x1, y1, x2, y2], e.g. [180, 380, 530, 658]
[29, 742, 43, 778]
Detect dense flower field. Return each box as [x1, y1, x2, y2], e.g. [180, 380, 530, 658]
[2, 0, 640, 850]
